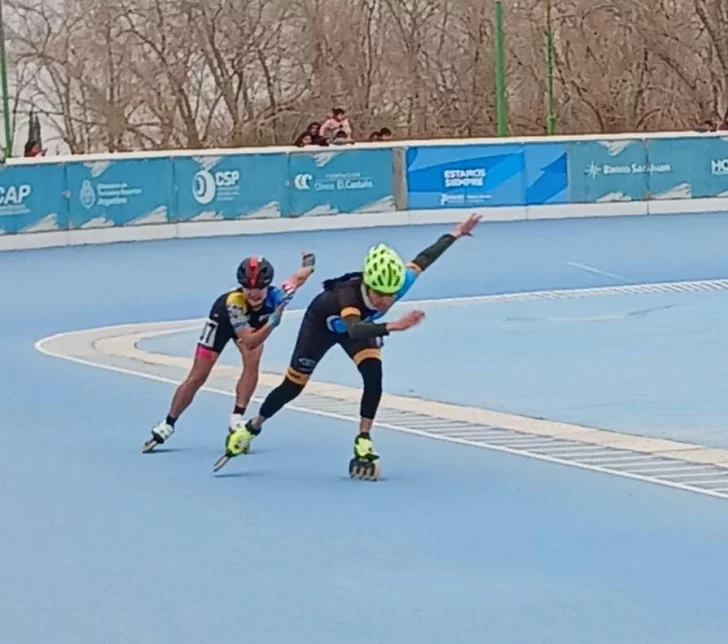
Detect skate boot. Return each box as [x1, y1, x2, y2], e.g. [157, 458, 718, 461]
[213, 418, 261, 472]
[349, 432, 380, 481]
[142, 420, 174, 453]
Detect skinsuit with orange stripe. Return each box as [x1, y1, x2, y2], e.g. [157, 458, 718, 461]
[247, 233, 458, 440]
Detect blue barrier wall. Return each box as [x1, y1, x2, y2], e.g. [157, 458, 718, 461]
[288, 148, 394, 216]
[2, 133, 727, 235]
[405, 142, 568, 208]
[176, 153, 288, 222]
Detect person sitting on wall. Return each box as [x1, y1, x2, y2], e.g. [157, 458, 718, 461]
[320, 107, 352, 143]
[305, 122, 329, 146]
[331, 130, 354, 145]
[294, 132, 313, 147]
[24, 140, 46, 157]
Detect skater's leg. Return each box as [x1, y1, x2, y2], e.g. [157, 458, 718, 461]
[144, 348, 218, 451]
[354, 350, 383, 435]
[252, 375, 305, 426]
[340, 340, 383, 479]
[171, 312, 231, 423]
[247, 314, 336, 432]
[351, 348, 383, 463]
[169, 348, 218, 420]
[144, 313, 230, 452]
[224, 343, 264, 454]
[339, 341, 383, 438]
[223, 313, 335, 462]
[231, 342, 264, 417]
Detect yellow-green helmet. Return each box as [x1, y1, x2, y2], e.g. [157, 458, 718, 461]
[362, 243, 406, 294]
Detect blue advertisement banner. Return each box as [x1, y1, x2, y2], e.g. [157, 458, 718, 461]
[287, 148, 394, 217]
[681, 135, 728, 199]
[524, 143, 567, 205]
[566, 139, 651, 203]
[643, 138, 693, 199]
[66, 158, 174, 229]
[174, 153, 288, 222]
[9, 134, 728, 237]
[405, 144, 525, 209]
[0, 162, 67, 234]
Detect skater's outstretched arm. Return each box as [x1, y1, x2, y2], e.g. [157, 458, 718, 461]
[408, 213, 481, 275]
[341, 309, 425, 340]
[282, 251, 316, 290]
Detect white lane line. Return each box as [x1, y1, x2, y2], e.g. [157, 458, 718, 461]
[33, 278, 728, 501]
[566, 261, 626, 281]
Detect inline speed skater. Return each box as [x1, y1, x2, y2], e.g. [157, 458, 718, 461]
[212, 214, 481, 478]
[143, 252, 315, 453]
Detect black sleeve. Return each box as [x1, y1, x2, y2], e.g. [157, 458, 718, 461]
[409, 234, 456, 273]
[336, 285, 391, 340]
[342, 314, 390, 340]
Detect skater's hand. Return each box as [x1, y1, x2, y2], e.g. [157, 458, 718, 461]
[301, 251, 316, 269]
[268, 302, 286, 329]
[280, 280, 296, 303]
[388, 310, 425, 332]
[286, 252, 316, 290]
[451, 213, 481, 239]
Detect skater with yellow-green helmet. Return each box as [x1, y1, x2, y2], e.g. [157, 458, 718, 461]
[213, 213, 482, 479]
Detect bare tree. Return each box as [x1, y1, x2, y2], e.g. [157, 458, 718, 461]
[5, 0, 726, 151]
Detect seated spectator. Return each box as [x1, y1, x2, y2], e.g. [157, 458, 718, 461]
[24, 140, 45, 157]
[320, 107, 352, 143]
[305, 122, 328, 145]
[378, 127, 393, 141]
[330, 130, 353, 145]
[368, 131, 381, 141]
[294, 132, 313, 147]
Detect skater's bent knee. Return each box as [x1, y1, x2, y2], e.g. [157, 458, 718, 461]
[353, 348, 381, 366]
[240, 366, 260, 385]
[358, 358, 382, 389]
[258, 376, 305, 418]
[241, 343, 264, 367]
[184, 371, 209, 390]
[277, 376, 306, 400]
[285, 366, 311, 386]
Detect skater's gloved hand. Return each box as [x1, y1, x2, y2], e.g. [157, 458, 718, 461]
[301, 251, 316, 269]
[267, 303, 286, 329]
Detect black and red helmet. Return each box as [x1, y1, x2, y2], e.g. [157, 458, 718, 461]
[237, 256, 274, 289]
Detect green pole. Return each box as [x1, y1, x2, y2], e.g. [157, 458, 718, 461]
[494, 0, 507, 136]
[0, 0, 12, 157]
[545, 0, 557, 135]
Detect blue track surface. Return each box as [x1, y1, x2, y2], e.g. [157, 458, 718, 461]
[3, 214, 728, 643]
[144, 288, 728, 448]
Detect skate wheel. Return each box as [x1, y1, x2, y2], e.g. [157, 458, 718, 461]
[349, 458, 380, 481]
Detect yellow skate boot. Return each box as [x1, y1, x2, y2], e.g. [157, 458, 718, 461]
[349, 432, 380, 481]
[212, 417, 260, 472]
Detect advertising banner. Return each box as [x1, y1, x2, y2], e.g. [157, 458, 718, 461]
[66, 157, 174, 229]
[0, 162, 67, 234]
[175, 152, 288, 222]
[287, 148, 395, 217]
[405, 144, 526, 209]
[566, 139, 652, 202]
